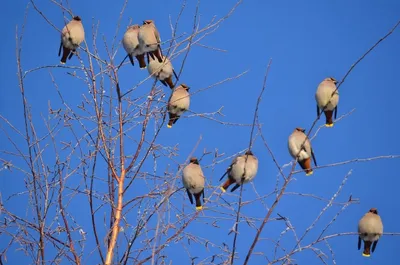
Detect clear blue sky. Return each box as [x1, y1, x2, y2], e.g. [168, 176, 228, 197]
[1, 0, 399, 264]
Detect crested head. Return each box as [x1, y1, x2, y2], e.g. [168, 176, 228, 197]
[129, 24, 140, 30]
[143, 20, 154, 25]
[190, 157, 199, 165]
[369, 208, 378, 215]
[73, 16, 82, 21]
[295, 127, 306, 133]
[245, 150, 254, 156]
[180, 83, 190, 91]
[325, 77, 338, 84]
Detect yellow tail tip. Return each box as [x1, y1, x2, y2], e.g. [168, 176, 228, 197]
[362, 253, 370, 257]
[220, 187, 226, 193]
[167, 124, 172, 128]
[325, 123, 334, 127]
[306, 171, 313, 176]
[195, 206, 203, 211]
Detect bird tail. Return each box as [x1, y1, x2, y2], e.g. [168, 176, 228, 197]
[220, 178, 234, 193]
[136, 54, 146, 69]
[299, 158, 313, 176]
[165, 76, 174, 89]
[362, 241, 372, 257]
[60, 46, 71, 64]
[324, 110, 334, 127]
[194, 192, 203, 210]
[167, 120, 174, 128]
[167, 113, 178, 128]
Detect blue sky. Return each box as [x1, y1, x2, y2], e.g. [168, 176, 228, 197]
[1, 0, 400, 264]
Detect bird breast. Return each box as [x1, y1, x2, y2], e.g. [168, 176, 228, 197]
[288, 134, 311, 161]
[358, 215, 383, 240]
[122, 31, 141, 55]
[230, 156, 258, 183]
[182, 165, 205, 194]
[168, 91, 190, 114]
[138, 27, 158, 52]
[315, 82, 339, 110]
[62, 23, 84, 49]
[147, 59, 173, 80]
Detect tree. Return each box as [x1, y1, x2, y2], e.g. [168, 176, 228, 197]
[1, 1, 400, 264]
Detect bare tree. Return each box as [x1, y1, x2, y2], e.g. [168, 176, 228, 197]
[1, 1, 399, 265]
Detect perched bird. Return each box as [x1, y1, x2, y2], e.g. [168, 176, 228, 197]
[182, 157, 205, 210]
[138, 20, 163, 63]
[315, 77, 339, 127]
[147, 54, 179, 89]
[288, 127, 317, 175]
[167, 84, 190, 128]
[122, 24, 146, 68]
[220, 150, 258, 193]
[59, 16, 85, 64]
[358, 208, 383, 257]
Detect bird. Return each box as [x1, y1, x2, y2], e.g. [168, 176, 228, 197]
[167, 84, 190, 128]
[358, 208, 383, 257]
[138, 20, 163, 63]
[59, 16, 85, 64]
[288, 127, 317, 176]
[315, 77, 339, 127]
[147, 54, 179, 89]
[122, 24, 146, 68]
[220, 150, 258, 193]
[182, 157, 205, 210]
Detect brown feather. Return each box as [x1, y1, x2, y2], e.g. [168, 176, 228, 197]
[136, 54, 146, 68]
[165, 76, 174, 89]
[167, 113, 179, 128]
[363, 241, 372, 257]
[299, 158, 313, 175]
[221, 177, 234, 192]
[194, 192, 202, 208]
[60, 46, 71, 64]
[324, 110, 333, 126]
